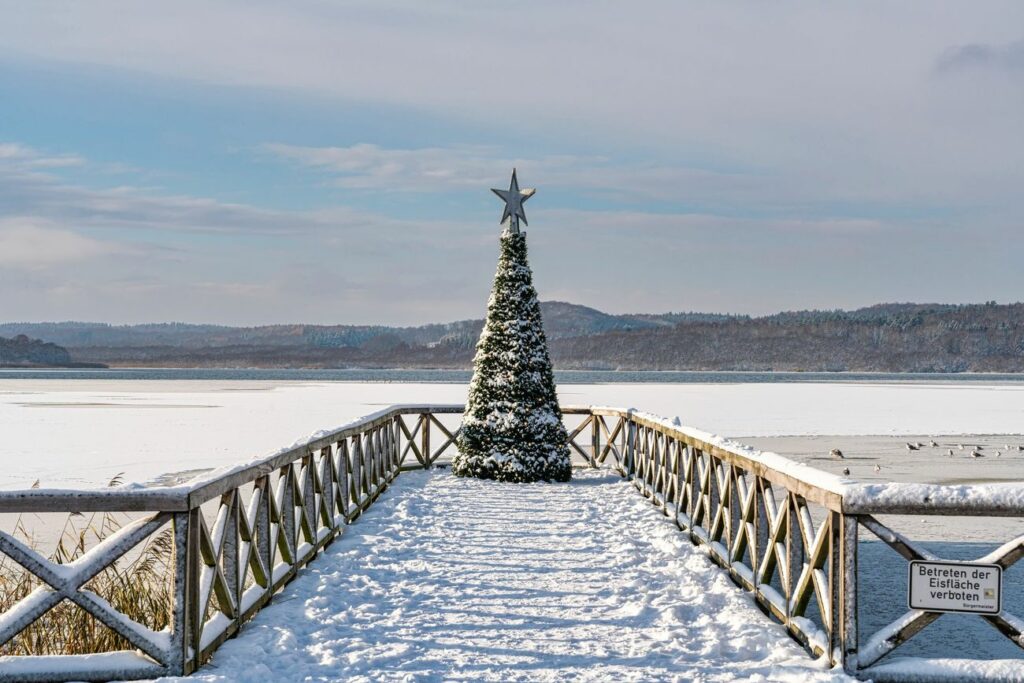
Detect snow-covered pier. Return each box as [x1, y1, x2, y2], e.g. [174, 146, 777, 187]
[0, 405, 1022, 682]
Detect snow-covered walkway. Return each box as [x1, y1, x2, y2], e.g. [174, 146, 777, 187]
[164, 469, 851, 682]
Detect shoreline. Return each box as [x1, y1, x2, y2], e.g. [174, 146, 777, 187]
[3, 367, 1024, 386]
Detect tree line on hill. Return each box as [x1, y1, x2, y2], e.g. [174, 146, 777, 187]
[2, 300, 1022, 372]
[0, 334, 106, 368]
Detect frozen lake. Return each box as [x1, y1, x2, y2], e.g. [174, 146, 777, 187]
[1, 375, 1022, 666]
[2, 377, 1024, 490]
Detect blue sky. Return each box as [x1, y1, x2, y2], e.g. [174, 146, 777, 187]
[1, 2, 1023, 325]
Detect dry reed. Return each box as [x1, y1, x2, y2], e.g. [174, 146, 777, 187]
[0, 475, 173, 656]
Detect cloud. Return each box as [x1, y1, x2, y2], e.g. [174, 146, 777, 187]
[0, 140, 511, 324]
[262, 143, 554, 191]
[262, 142, 773, 206]
[0, 143, 476, 241]
[0, 217, 123, 269]
[0, 143, 86, 169]
[935, 40, 1024, 75]
[1, 2, 1024, 322]
[3, 137, 1021, 326]
[4, 5, 1024, 212]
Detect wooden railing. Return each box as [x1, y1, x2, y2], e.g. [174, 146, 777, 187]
[0, 405, 463, 682]
[562, 407, 1024, 682]
[0, 404, 1021, 681]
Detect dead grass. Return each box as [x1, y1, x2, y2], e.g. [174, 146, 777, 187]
[0, 475, 173, 656]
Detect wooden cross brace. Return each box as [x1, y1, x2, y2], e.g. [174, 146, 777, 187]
[0, 512, 173, 664]
[756, 480, 790, 605]
[596, 415, 624, 467]
[566, 415, 594, 463]
[789, 497, 833, 626]
[427, 414, 461, 463]
[397, 415, 425, 465]
[691, 450, 713, 532]
[857, 515, 1024, 668]
[730, 470, 758, 570]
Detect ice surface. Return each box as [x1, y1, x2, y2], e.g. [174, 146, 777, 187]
[3, 378, 1024, 489]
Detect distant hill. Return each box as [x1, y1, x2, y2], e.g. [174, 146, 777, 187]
[0, 302, 691, 350]
[0, 334, 104, 368]
[551, 301, 1024, 372]
[3, 301, 1023, 372]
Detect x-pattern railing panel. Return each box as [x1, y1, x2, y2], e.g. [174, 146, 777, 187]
[0, 513, 173, 664]
[856, 516, 1024, 670]
[622, 421, 840, 662]
[0, 407, 467, 681]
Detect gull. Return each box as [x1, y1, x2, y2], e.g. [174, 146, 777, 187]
[947, 449, 954, 457]
[874, 464, 882, 473]
[1017, 445, 1024, 452]
[958, 443, 965, 450]
[929, 440, 939, 448]
[996, 451, 1002, 457]
[830, 448, 844, 459]
[906, 442, 919, 451]
[842, 467, 850, 476]
[971, 450, 984, 458]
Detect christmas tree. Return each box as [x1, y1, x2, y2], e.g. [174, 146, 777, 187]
[452, 170, 572, 483]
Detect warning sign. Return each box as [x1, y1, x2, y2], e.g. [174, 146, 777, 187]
[908, 560, 1002, 615]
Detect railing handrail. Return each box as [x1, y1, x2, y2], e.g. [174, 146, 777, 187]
[577, 406, 1024, 517]
[0, 404, 463, 513]
[2, 403, 1023, 517]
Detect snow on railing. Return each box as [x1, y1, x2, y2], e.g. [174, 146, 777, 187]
[560, 406, 1024, 683]
[0, 404, 1021, 682]
[0, 405, 463, 681]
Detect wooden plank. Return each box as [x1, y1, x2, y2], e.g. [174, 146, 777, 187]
[168, 511, 189, 675]
[859, 515, 935, 562]
[0, 489, 189, 513]
[185, 507, 201, 673]
[857, 610, 943, 668]
[840, 514, 858, 674]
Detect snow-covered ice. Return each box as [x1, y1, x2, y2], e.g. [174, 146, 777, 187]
[156, 468, 849, 683]
[3, 378, 1024, 489]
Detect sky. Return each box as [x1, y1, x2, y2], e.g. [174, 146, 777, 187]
[1, 1, 1022, 326]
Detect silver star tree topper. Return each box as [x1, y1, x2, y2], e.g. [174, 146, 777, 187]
[491, 168, 535, 234]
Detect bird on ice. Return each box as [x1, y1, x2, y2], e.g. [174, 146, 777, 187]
[1017, 445, 1024, 452]
[947, 449, 954, 457]
[929, 440, 939, 448]
[971, 450, 984, 458]
[830, 448, 844, 459]
[874, 464, 882, 472]
[842, 467, 851, 476]
[975, 445, 984, 450]
[906, 442, 919, 451]
[958, 443, 965, 450]
[996, 451, 1002, 457]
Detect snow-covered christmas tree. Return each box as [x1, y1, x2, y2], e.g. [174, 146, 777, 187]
[452, 170, 572, 483]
